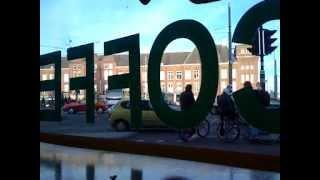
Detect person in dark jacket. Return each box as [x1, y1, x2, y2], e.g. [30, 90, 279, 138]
[41, 96, 46, 108]
[242, 82, 270, 139]
[217, 85, 236, 120]
[255, 82, 270, 107]
[179, 84, 196, 141]
[217, 85, 236, 136]
[243, 81, 253, 88]
[243, 81, 270, 107]
[180, 84, 195, 111]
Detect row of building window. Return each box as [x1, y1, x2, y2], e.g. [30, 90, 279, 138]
[41, 74, 54, 81]
[160, 82, 200, 93]
[220, 69, 237, 79]
[57, 81, 200, 94]
[41, 69, 114, 82]
[62, 81, 199, 94]
[220, 69, 254, 82]
[42, 70, 255, 85]
[240, 74, 255, 83]
[240, 65, 255, 70]
[239, 49, 251, 55]
[42, 70, 198, 82]
[159, 70, 200, 81]
[43, 66, 253, 81]
[62, 84, 109, 93]
[74, 63, 113, 71]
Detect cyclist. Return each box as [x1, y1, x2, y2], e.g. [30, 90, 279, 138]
[217, 85, 237, 136]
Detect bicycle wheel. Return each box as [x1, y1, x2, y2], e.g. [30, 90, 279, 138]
[178, 128, 195, 142]
[196, 119, 210, 138]
[217, 121, 240, 143]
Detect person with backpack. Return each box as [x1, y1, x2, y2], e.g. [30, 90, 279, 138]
[217, 85, 236, 136]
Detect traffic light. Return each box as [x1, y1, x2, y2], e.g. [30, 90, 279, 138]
[262, 29, 277, 55]
[247, 30, 260, 56]
[247, 28, 278, 56]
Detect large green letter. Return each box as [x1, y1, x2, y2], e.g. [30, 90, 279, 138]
[40, 51, 61, 121]
[232, 0, 279, 44]
[232, 0, 280, 133]
[67, 43, 95, 123]
[233, 87, 280, 133]
[148, 20, 218, 129]
[104, 34, 142, 129]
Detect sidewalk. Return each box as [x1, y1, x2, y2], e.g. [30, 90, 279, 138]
[40, 113, 280, 156]
[40, 113, 280, 172]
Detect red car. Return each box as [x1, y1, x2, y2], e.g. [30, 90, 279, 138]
[63, 102, 107, 114]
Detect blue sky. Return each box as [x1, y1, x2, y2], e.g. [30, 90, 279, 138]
[40, 0, 280, 94]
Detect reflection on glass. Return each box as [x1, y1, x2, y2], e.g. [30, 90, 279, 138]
[86, 164, 95, 180]
[40, 143, 280, 180]
[162, 176, 190, 180]
[131, 169, 142, 180]
[40, 159, 61, 180]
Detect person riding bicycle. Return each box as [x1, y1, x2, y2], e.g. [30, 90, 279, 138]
[217, 85, 236, 136]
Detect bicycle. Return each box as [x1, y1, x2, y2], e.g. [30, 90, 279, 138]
[178, 109, 214, 142]
[216, 113, 241, 143]
[215, 112, 280, 144]
[178, 119, 210, 142]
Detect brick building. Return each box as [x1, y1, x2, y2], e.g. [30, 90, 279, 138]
[40, 44, 259, 104]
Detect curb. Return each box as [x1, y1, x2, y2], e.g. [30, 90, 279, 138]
[40, 132, 280, 172]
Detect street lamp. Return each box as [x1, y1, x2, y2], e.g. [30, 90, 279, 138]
[228, 0, 233, 85]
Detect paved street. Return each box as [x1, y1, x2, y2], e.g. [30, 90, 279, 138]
[40, 112, 280, 156]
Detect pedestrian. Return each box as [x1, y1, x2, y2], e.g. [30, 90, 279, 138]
[64, 96, 68, 104]
[179, 84, 195, 111]
[243, 81, 253, 88]
[67, 96, 71, 104]
[242, 81, 270, 139]
[179, 84, 196, 141]
[41, 96, 46, 108]
[255, 82, 271, 107]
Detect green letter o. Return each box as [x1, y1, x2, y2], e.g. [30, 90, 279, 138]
[148, 20, 219, 129]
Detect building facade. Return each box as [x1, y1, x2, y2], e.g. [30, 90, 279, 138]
[40, 44, 259, 104]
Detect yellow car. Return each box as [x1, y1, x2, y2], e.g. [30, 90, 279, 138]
[108, 99, 167, 131]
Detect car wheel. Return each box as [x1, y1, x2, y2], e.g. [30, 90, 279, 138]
[114, 120, 129, 131]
